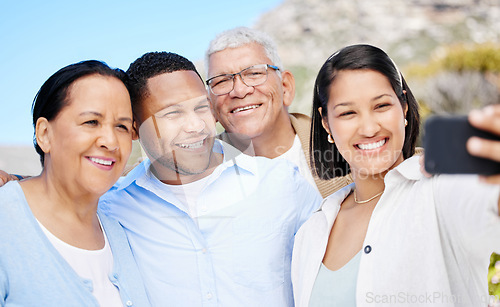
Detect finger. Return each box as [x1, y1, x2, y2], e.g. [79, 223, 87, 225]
[467, 137, 500, 162]
[468, 105, 500, 135]
[0, 170, 9, 186]
[10, 174, 20, 181]
[479, 174, 500, 185]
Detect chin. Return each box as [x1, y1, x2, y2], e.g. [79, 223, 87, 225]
[88, 184, 114, 197]
[351, 161, 394, 178]
[180, 162, 211, 176]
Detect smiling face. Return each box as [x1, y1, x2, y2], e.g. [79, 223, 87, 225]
[41, 74, 134, 196]
[321, 69, 407, 178]
[136, 70, 220, 184]
[207, 42, 294, 140]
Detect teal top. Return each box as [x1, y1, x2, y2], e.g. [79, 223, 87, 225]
[309, 250, 361, 307]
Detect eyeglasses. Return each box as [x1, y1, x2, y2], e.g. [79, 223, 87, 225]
[206, 64, 280, 96]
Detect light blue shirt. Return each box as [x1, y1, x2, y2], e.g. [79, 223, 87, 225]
[99, 141, 323, 306]
[308, 250, 361, 307]
[0, 181, 150, 307]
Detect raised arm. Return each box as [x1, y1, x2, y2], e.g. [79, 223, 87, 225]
[467, 104, 500, 213]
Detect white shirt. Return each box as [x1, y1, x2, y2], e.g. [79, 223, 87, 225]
[38, 218, 122, 307]
[162, 171, 212, 219]
[292, 156, 500, 307]
[278, 134, 318, 192]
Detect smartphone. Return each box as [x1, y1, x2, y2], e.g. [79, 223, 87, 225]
[423, 115, 500, 175]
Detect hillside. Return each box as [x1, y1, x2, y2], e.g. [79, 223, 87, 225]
[254, 0, 500, 113]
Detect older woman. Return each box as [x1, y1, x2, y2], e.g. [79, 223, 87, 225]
[292, 44, 500, 307]
[0, 60, 149, 306]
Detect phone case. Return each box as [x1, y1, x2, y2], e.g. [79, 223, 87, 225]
[424, 115, 500, 175]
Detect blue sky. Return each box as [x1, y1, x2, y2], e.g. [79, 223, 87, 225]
[0, 0, 283, 145]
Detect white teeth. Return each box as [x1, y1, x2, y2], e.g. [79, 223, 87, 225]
[232, 105, 259, 113]
[358, 139, 386, 150]
[179, 140, 204, 149]
[90, 157, 113, 166]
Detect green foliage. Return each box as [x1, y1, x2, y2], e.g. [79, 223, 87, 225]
[406, 43, 500, 78]
[441, 44, 500, 73]
[490, 253, 500, 300]
[405, 42, 500, 125]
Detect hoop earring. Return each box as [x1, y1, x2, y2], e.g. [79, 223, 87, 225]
[327, 134, 335, 144]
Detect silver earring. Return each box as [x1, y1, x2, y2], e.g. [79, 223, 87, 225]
[405, 119, 408, 126]
[327, 134, 335, 144]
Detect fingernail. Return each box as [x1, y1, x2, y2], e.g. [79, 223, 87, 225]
[467, 137, 482, 153]
[484, 105, 495, 115]
[469, 109, 483, 122]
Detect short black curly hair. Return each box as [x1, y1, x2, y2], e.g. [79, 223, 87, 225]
[126, 52, 203, 117]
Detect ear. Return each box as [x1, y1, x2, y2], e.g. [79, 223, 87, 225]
[132, 121, 139, 141]
[402, 91, 408, 118]
[281, 70, 295, 108]
[35, 117, 51, 154]
[318, 107, 331, 135]
[208, 96, 219, 123]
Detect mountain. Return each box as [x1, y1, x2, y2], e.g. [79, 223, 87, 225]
[254, 0, 500, 113]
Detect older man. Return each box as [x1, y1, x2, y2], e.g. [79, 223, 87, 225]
[205, 27, 352, 198]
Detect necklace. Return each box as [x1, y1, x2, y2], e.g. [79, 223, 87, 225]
[353, 189, 384, 204]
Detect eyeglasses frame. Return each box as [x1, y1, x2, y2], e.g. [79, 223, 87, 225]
[206, 64, 280, 96]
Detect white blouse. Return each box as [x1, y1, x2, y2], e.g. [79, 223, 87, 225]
[292, 156, 500, 307]
[38, 217, 122, 307]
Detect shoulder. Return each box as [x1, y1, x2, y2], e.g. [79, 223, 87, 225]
[253, 156, 302, 183]
[0, 181, 25, 216]
[289, 113, 311, 135]
[0, 180, 22, 198]
[223, 140, 298, 176]
[296, 209, 328, 237]
[289, 112, 311, 124]
[97, 209, 131, 251]
[121, 159, 150, 186]
[97, 209, 122, 232]
[298, 183, 352, 235]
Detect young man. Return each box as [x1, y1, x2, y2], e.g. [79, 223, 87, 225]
[99, 52, 322, 306]
[205, 27, 353, 198]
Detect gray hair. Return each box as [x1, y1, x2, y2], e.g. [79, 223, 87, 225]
[205, 27, 283, 77]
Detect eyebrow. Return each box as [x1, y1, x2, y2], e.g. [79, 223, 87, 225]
[79, 111, 133, 123]
[372, 94, 392, 101]
[333, 102, 353, 109]
[333, 94, 393, 109]
[159, 95, 210, 111]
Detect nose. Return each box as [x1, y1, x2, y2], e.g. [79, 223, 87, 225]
[229, 74, 254, 98]
[358, 114, 381, 137]
[97, 126, 119, 151]
[184, 112, 206, 133]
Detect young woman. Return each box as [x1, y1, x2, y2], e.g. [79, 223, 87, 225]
[0, 61, 149, 306]
[292, 44, 500, 307]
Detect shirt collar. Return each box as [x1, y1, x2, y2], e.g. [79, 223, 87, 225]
[386, 155, 423, 182]
[113, 139, 258, 191]
[317, 183, 354, 227]
[317, 156, 422, 224]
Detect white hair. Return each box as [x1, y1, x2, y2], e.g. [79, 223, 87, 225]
[205, 27, 283, 77]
